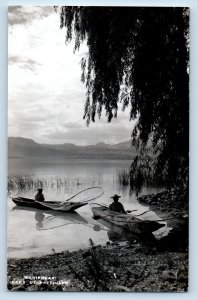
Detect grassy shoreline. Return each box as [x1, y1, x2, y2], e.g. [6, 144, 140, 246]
[8, 242, 188, 292]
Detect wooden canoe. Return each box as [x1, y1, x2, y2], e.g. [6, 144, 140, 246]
[92, 206, 165, 234]
[12, 197, 87, 212]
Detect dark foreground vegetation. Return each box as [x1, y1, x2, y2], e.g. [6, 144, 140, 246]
[7, 241, 188, 292]
[8, 189, 188, 292]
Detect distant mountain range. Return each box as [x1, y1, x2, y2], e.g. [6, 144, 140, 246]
[8, 137, 137, 160]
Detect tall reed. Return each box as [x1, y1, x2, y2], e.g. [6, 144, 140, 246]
[8, 175, 103, 194]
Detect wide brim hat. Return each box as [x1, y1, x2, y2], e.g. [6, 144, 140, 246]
[111, 194, 121, 199]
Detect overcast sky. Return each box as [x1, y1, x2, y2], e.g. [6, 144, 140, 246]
[8, 6, 135, 145]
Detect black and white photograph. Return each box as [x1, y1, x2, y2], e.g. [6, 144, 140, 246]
[7, 5, 189, 292]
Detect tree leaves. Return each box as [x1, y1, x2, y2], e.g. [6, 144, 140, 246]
[59, 7, 189, 191]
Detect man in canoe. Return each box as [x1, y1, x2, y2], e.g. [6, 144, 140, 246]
[109, 194, 127, 214]
[35, 188, 45, 202]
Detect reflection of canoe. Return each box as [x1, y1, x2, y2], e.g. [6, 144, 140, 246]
[13, 206, 89, 224]
[12, 206, 89, 230]
[92, 206, 165, 234]
[12, 197, 87, 212]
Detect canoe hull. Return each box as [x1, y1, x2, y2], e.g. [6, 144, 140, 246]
[92, 206, 164, 234]
[12, 197, 87, 212]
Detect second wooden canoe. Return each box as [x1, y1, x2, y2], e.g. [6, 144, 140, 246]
[92, 205, 165, 234]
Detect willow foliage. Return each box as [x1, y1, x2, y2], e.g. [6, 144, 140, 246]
[58, 7, 189, 190]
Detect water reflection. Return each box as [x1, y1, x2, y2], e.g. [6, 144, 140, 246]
[13, 206, 89, 231]
[35, 211, 45, 229]
[92, 215, 157, 245]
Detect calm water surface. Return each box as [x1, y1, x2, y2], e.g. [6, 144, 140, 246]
[8, 158, 167, 258]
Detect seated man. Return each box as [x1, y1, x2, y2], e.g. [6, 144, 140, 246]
[109, 194, 127, 214]
[35, 188, 45, 202]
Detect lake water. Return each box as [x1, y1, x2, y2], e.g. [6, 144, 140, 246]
[8, 158, 168, 258]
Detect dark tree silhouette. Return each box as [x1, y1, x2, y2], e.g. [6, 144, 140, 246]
[58, 6, 189, 191]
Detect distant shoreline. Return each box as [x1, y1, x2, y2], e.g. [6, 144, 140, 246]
[8, 156, 24, 158]
[8, 137, 137, 161]
[8, 156, 133, 161]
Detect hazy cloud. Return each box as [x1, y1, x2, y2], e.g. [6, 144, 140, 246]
[8, 6, 53, 26]
[63, 122, 83, 129]
[44, 123, 132, 145]
[9, 55, 42, 71]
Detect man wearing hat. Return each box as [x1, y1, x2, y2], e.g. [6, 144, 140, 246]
[35, 188, 45, 202]
[109, 194, 127, 214]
